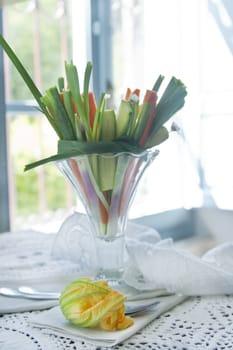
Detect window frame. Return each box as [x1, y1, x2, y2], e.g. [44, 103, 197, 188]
[0, 8, 10, 233]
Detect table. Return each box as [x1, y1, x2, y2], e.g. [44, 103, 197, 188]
[0, 231, 233, 349]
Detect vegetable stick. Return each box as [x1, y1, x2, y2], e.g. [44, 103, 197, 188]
[149, 77, 187, 136]
[58, 77, 64, 92]
[63, 90, 76, 131]
[125, 88, 131, 100]
[65, 62, 92, 140]
[74, 116, 84, 141]
[41, 87, 75, 140]
[69, 159, 89, 202]
[99, 196, 109, 225]
[88, 92, 97, 129]
[92, 93, 106, 140]
[144, 89, 157, 104]
[152, 75, 164, 92]
[83, 62, 92, 131]
[133, 90, 157, 142]
[59, 92, 64, 103]
[72, 98, 78, 114]
[132, 88, 140, 97]
[118, 158, 139, 216]
[0, 35, 187, 176]
[139, 92, 158, 147]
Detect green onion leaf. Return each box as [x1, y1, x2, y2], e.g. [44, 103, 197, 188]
[24, 140, 144, 171]
[152, 75, 165, 92]
[0, 35, 44, 112]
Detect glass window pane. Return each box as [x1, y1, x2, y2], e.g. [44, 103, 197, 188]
[201, 114, 233, 209]
[110, 0, 233, 216]
[3, 0, 77, 232]
[7, 113, 76, 231]
[4, 0, 73, 102]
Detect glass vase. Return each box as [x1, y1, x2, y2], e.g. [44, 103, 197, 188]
[56, 148, 159, 286]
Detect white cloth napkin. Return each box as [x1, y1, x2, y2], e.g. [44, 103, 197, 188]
[29, 294, 185, 347]
[53, 212, 233, 296]
[125, 238, 233, 295]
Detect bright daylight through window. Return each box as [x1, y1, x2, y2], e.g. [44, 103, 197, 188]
[1, 0, 233, 233]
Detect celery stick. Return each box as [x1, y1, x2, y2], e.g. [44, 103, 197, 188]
[43, 87, 76, 140]
[63, 90, 76, 131]
[133, 102, 153, 142]
[116, 100, 133, 138]
[99, 109, 116, 141]
[128, 100, 139, 137]
[74, 117, 84, 141]
[145, 126, 169, 148]
[65, 62, 92, 140]
[107, 154, 131, 237]
[80, 156, 109, 211]
[83, 62, 92, 131]
[96, 98, 106, 140]
[92, 93, 105, 140]
[58, 77, 64, 92]
[98, 111, 117, 191]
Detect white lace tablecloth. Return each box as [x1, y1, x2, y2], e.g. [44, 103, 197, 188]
[1, 231, 233, 349]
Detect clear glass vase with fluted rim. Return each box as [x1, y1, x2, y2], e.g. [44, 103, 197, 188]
[56, 147, 159, 288]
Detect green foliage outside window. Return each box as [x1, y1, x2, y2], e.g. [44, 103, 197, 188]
[10, 115, 75, 216]
[4, 0, 74, 218]
[5, 0, 72, 100]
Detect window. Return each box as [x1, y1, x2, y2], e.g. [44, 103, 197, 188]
[1, 0, 233, 233]
[110, 0, 233, 215]
[1, 0, 77, 232]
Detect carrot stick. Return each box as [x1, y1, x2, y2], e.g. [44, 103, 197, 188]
[70, 159, 89, 201]
[143, 89, 157, 104]
[59, 92, 64, 103]
[88, 92, 97, 129]
[139, 107, 156, 147]
[132, 88, 140, 97]
[72, 99, 78, 114]
[139, 90, 157, 146]
[99, 199, 109, 224]
[62, 89, 78, 115]
[133, 90, 157, 146]
[118, 159, 137, 216]
[125, 88, 131, 100]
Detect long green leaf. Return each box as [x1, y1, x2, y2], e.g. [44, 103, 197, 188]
[58, 140, 143, 154]
[92, 92, 105, 139]
[40, 95, 63, 138]
[150, 77, 187, 135]
[83, 62, 92, 132]
[152, 75, 165, 92]
[24, 140, 144, 171]
[0, 35, 44, 112]
[58, 77, 64, 92]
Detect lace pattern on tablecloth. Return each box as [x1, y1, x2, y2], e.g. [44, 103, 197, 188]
[1, 295, 233, 349]
[1, 230, 233, 349]
[0, 231, 92, 281]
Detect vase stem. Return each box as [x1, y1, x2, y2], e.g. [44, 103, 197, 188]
[94, 235, 125, 284]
